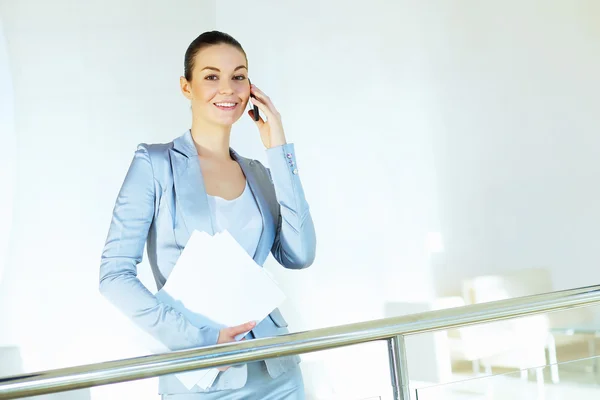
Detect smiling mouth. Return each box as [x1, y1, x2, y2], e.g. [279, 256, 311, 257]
[214, 102, 238, 110]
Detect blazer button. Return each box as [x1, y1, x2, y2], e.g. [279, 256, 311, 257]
[292, 168, 298, 175]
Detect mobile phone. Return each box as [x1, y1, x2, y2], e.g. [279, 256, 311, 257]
[248, 79, 260, 121]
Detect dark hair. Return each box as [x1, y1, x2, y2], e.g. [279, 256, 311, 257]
[184, 31, 247, 81]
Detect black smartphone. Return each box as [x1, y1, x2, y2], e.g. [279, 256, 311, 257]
[248, 79, 260, 121]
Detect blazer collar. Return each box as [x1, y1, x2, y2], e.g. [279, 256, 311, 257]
[169, 130, 273, 260]
[172, 130, 199, 158]
[172, 129, 248, 164]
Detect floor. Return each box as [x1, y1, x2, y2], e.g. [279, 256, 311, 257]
[412, 344, 600, 399]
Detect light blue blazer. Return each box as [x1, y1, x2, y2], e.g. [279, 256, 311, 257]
[99, 130, 316, 394]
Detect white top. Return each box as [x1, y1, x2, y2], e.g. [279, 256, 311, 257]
[206, 180, 263, 259]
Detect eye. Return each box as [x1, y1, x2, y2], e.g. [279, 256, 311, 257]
[233, 75, 247, 81]
[205, 75, 218, 81]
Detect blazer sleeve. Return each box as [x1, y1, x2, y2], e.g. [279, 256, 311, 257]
[265, 143, 316, 269]
[99, 144, 220, 351]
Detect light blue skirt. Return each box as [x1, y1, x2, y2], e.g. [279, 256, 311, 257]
[161, 361, 305, 400]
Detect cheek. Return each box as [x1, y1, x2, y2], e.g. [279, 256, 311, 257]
[193, 83, 217, 103]
[236, 87, 250, 105]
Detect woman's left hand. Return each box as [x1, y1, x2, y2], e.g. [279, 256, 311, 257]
[248, 84, 287, 149]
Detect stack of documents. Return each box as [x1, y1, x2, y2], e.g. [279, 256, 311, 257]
[154, 229, 286, 390]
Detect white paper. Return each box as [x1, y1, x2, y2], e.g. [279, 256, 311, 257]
[155, 229, 287, 390]
[195, 368, 219, 389]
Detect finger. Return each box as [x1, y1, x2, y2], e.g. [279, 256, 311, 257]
[231, 321, 256, 335]
[250, 84, 269, 102]
[250, 85, 278, 115]
[247, 109, 265, 126]
[250, 96, 276, 122]
[250, 85, 275, 110]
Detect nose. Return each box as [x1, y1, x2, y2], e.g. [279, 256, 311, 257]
[218, 79, 234, 95]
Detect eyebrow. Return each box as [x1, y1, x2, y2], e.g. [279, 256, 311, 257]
[201, 65, 248, 72]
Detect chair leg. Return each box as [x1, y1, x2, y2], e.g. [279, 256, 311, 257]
[547, 334, 559, 384]
[484, 363, 492, 375]
[472, 359, 480, 375]
[536, 367, 546, 398]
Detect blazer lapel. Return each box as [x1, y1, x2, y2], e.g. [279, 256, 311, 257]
[169, 131, 215, 239]
[232, 151, 275, 262]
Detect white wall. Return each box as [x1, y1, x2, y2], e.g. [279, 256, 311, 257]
[0, 16, 15, 289]
[0, 0, 215, 398]
[422, 1, 600, 296]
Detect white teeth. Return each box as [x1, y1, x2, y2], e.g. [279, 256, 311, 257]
[215, 102, 236, 107]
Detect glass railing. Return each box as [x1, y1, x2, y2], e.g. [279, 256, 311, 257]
[3, 285, 600, 399]
[415, 355, 600, 399]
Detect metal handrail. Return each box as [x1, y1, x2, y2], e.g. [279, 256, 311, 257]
[1, 284, 600, 399]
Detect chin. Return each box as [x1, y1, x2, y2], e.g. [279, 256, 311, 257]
[211, 113, 244, 127]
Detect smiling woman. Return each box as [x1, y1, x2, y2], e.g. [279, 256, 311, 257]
[99, 31, 316, 399]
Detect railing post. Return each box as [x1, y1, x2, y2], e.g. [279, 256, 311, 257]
[388, 335, 411, 400]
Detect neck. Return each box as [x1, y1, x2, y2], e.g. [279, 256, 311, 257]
[190, 117, 232, 160]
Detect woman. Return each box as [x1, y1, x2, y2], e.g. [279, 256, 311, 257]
[99, 31, 316, 399]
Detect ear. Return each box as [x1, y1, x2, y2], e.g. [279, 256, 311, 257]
[180, 76, 193, 100]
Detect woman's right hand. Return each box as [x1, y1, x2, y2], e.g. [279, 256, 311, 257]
[216, 321, 256, 371]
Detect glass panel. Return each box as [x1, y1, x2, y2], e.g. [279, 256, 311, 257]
[415, 356, 600, 399]
[0, 374, 161, 400]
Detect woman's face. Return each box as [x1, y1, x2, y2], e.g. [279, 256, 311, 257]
[181, 44, 250, 127]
